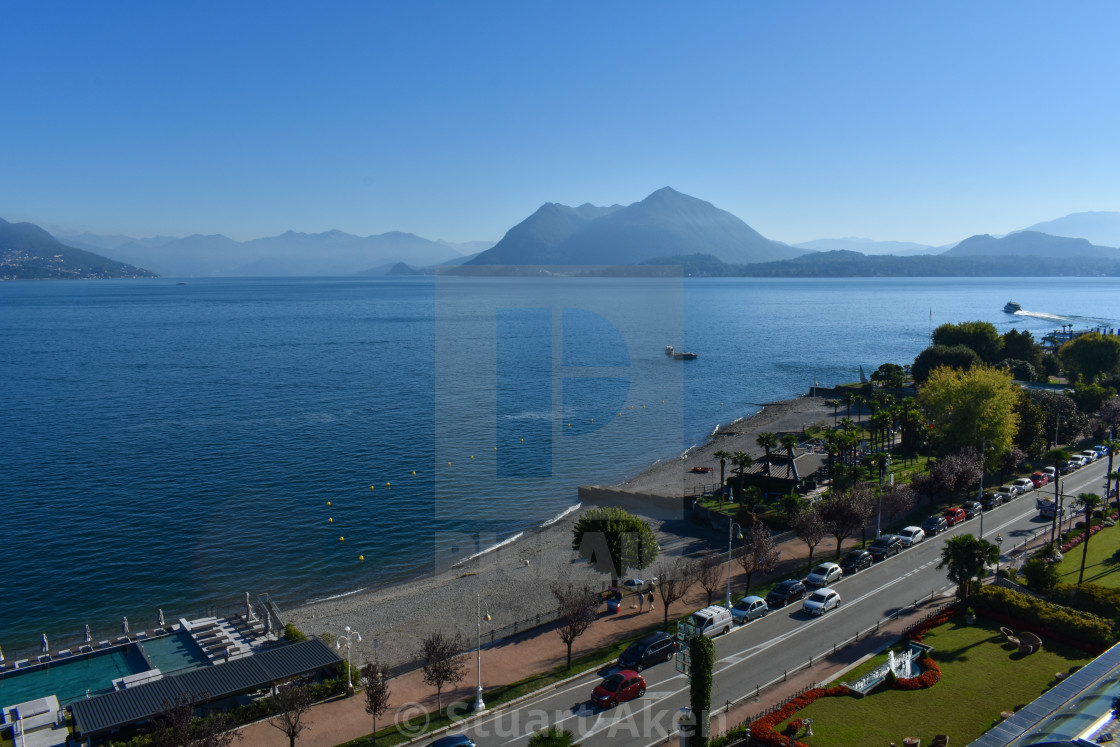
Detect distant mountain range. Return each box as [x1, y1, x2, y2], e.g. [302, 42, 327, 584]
[466, 187, 806, 266]
[7, 199, 1120, 281]
[0, 218, 156, 280]
[58, 229, 479, 277]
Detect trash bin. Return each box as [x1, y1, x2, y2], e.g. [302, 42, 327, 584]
[607, 598, 619, 614]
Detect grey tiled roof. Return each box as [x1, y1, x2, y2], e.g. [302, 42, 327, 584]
[70, 638, 341, 737]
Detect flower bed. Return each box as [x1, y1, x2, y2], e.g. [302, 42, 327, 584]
[893, 657, 941, 690]
[747, 685, 851, 747]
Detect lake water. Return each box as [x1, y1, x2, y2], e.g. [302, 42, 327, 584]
[2, 275, 1118, 652]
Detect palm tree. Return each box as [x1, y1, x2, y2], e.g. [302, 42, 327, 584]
[1078, 493, 1103, 585]
[779, 434, 799, 478]
[732, 451, 753, 491]
[825, 399, 841, 427]
[937, 534, 999, 601]
[527, 727, 578, 747]
[851, 394, 866, 424]
[756, 432, 777, 476]
[841, 391, 854, 420]
[713, 449, 732, 499]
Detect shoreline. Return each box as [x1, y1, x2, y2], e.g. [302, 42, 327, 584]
[284, 390, 835, 667]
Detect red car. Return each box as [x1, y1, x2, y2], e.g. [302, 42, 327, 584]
[943, 507, 967, 526]
[1030, 472, 1050, 488]
[591, 670, 647, 709]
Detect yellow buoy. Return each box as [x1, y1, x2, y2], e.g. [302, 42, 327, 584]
[520, 438, 524, 443]
[370, 486, 375, 491]
[568, 423, 571, 428]
[590, 418, 594, 423]
[630, 405, 634, 409]
[339, 536, 345, 542]
[328, 518, 333, 523]
[359, 555, 364, 561]
[327, 501, 331, 506]
[448, 461, 452, 466]
[412, 471, 416, 475]
[470, 455, 474, 460]
[493, 446, 497, 451]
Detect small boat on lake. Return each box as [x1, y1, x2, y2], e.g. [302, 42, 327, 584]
[1004, 301, 1021, 313]
[665, 345, 697, 360]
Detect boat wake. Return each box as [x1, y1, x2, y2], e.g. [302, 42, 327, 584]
[306, 587, 370, 605]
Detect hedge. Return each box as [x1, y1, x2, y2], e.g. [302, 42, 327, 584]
[1049, 582, 1120, 620]
[969, 586, 1113, 652]
[746, 685, 852, 747]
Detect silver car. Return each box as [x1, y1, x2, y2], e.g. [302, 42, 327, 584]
[731, 596, 769, 624]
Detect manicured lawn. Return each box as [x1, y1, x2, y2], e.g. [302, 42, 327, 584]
[776, 618, 1092, 747]
[1055, 526, 1120, 588]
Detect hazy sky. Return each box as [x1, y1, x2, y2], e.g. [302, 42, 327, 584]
[3, 2, 1118, 246]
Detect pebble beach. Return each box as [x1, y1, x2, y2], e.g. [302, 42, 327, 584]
[285, 392, 835, 668]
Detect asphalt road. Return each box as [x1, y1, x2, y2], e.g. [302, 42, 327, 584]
[453, 456, 1115, 747]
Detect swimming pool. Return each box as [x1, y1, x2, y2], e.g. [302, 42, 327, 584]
[0, 633, 211, 708]
[0, 645, 149, 707]
[139, 632, 210, 674]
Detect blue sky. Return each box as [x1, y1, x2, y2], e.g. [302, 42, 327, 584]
[3, 2, 1118, 246]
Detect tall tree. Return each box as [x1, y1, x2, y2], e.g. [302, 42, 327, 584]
[695, 549, 725, 606]
[819, 487, 873, 557]
[937, 534, 999, 601]
[919, 364, 1020, 460]
[737, 522, 779, 594]
[1002, 328, 1045, 376]
[688, 635, 716, 747]
[825, 399, 841, 426]
[571, 506, 659, 584]
[755, 433, 777, 475]
[419, 632, 466, 711]
[731, 451, 753, 496]
[268, 684, 313, 747]
[1077, 493, 1103, 585]
[150, 693, 240, 747]
[881, 483, 917, 525]
[654, 557, 698, 627]
[930, 447, 984, 501]
[932, 320, 1002, 362]
[551, 583, 599, 669]
[360, 661, 392, 744]
[911, 344, 981, 384]
[790, 505, 827, 569]
[713, 449, 732, 496]
[779, 434, 799, 478]
[871, 362, 907, 389]
[1059, 332, 1120, 382]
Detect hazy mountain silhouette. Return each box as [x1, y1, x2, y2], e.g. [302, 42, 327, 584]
[794, 237, 934, 256]
[940, 230, 1120, 258]
[1, 218, 157, 279]
[468, 187, 806, 266]
[1018, 211, 1120, 248]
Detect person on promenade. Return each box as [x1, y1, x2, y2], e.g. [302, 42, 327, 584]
[637, 590, 644, 612]
[647, 590, 655, 612]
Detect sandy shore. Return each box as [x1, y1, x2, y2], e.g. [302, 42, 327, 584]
[285, 392, 835, 669]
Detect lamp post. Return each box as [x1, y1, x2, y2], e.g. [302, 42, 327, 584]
[977, 438, 989, 539]
[995, 533, 1003, 575]
[336, 625, 361, 695]
[726, 520, 743, 608]
[475, 592, 491, 712]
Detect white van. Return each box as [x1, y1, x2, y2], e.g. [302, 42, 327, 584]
[689, 606, 734, 638]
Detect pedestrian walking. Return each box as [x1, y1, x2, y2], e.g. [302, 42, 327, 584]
[647, 590, 655, 612]
[637, 591, 644, 612]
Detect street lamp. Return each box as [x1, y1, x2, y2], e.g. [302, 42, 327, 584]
[726, 520, 743, 608]
[475, 592, 491, 712]
[995, 534, 1003, 575]
[336, 625, 361, 694]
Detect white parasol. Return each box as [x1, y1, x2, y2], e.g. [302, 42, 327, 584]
[84, 624, 91, 643]
[42, 634, 49, 654]
[158, 609, 165, 627]
[122, 616, 129, 634]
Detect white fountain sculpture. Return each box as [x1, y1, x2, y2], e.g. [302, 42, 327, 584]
[888, 648, 916, 678]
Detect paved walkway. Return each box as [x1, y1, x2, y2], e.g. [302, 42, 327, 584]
[236, 512, 935, 747]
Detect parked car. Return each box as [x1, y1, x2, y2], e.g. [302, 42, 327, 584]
[803, 588, 841, 616]
[1030, 472, 1050, 488]
[1011, 477, 1035, 494]
[921, 515, 948, 535]
[1080, 450, 1099, 463]
[943, 507, 967, 526]
[618, 631, 677, 671]
[623, 578, 646, 590]
[898, 526, 926, 547]
[840, 549, 873, 574]
[765, 579, 807, 608]
[869, 534, 903, 560]
[1000, 484, 1021, 498]
[1062, 460, 1080, 474]
[1092, 445, 1111, 458]
[1070, 455, 1089, 467]
[961, 500, 983, 519]
[591, 670, 647, 709]
[688, 606, 733, 638]
[428, 737, 477, 747]
[731, 596, 769, 625]
[981, 492, 1004, 510]
[806, 562, 843, 587]
[1042, 466, 1057, 480]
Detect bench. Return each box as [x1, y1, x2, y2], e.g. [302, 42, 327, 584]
[1020, 632, 1042, 654]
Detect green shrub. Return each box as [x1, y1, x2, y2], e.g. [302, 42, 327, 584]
[970, 586, 1114, 649]
[1050, 583, 1120, 620]
[283, 623, 307, 642]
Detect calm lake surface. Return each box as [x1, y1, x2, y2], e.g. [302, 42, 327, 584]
[2, 275, 1118, 649]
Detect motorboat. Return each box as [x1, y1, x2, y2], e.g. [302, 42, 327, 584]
[666, 345, 697, 360]
[1004, 301, 1021, 313]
